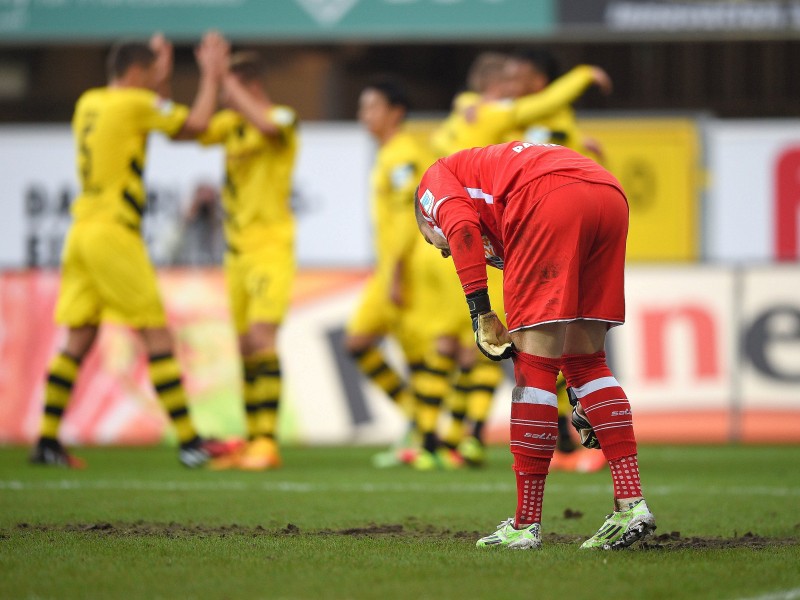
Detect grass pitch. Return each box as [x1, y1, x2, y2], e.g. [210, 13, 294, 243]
[1, 444, 799, 599]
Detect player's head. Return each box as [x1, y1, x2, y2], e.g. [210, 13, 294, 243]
[414, 187, 451, 258]
[467, 52, 511, 96]
[505, 48, 561, 97]
[106, 41, 157, 87]
[229, 50, 265, 84]
[358, 79, 410, 140]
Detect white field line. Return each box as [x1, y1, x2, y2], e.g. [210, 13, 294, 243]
[1, 480, 799, 496]
[735, 588, 800, 600]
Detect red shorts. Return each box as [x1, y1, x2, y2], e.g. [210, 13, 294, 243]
[501, 174, 629, 332]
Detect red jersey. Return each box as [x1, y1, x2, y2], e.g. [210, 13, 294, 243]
[417, 141, 623, 294]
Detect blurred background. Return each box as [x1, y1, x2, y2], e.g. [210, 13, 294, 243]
[0, 0, 798, 449]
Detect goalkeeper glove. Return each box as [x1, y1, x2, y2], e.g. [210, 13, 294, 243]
[467, 289, 513, 361]
[567, 386, 601, 449]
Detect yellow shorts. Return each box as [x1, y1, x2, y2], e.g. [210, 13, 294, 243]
[55, 221, 167, 328]
[346, 270, 435, 363]
[225, 242, 295, 334]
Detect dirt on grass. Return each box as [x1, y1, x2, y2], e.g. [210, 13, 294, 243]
[9, 521, 800, 550]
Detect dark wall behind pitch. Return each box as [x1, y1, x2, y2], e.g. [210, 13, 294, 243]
[2, 39, 799, 123]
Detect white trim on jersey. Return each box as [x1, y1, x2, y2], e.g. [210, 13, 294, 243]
[466, 187, 494, 204]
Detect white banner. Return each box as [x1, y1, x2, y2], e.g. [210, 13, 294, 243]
[705, 119, 800, 262]
[0, 123, 375, 269]
[612, 266, 737, 411]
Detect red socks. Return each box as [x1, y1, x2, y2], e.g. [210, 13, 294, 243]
[562, 351, 642, 503]
[510, 352, 561, 527]
[561, 351, 637, 461]
[608, 455, 643, 499]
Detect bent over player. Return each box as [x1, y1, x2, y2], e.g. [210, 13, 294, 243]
[30, 33, 230, 469]
[415, 141, 656, 550]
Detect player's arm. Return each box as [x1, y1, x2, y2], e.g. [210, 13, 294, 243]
[221, 76, 297, 139]
[173, 31, 229, 140]
[149, 32, 174, 100]
[438, 201, 513, 361]
[511, 65, 611, 129]
[386, 160, 427, 306]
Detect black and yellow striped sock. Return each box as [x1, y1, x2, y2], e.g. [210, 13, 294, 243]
[39, 352, 81, 441]
[442, 366, 471, 449]
[148, 353, 197, 445]
[414, 351, 456, 453]
[350, 345, 414, 418]
[466, 361, 503, 444]
[242, 356, 260, 439]
[252, 351, 281, 440]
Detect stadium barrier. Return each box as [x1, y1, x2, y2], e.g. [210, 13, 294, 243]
[1, 265, 798, 447]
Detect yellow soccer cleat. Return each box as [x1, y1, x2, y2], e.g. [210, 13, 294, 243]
[237, 437, 282, 471]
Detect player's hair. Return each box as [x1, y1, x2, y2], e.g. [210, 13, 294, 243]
[467, 52, 509, 93]
[511, 47, 562, 83]
[229, 51, 264, 82]
[106, 41, 156, 81]
[414, 188, 424, 223]
[363, 78, 411, 113]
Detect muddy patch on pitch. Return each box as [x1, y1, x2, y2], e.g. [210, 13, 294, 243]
[11, 521, 479, 541]
[10, 522, 799, 549]
[640, 531, 799, 550]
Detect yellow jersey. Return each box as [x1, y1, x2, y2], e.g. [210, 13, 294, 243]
[71, 87, 188, 229]
[370, 128, 436, 290]
[199, 105, 298, 253]
[431, 65, 595, 157]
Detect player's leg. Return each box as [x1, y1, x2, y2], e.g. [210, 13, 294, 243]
[562, 181, 654, 548]
[410, 335, 458, 470]
[441, 364, 470, 455]
[561, 320, 655, 548]
[476, 323, 564, 549]
[460, 356, 504, 466]
[31, 224, 100, 468]
[140, 326, 210, 468]
[345, 276, 415, 417]
[234, 322, 283, 470]
[31, 325, 97, 468]
[89, 224, 209, 467]
[228, 246, 294, 471]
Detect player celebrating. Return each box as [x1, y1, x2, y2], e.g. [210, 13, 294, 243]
[197, 51, 299, 470]
[30, 32, 230, 468]
[344, 80, 461, 468]
[415, 141, 656, 550]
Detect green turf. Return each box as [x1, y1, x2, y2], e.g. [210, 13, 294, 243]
[1, 445, 799, 599]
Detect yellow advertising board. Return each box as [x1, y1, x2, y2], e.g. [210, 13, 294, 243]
[581, 118, 701, 262]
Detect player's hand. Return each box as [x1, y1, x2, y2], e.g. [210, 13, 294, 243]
[589, 66, 613, 95]
[149, 32, 174, 88]
[196, 31, 230, 79]
[472, 311, 513, 361]
[582, 135, 605, 163]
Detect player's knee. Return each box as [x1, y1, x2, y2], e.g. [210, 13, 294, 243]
[560, 351, 612, 389]
[140, 327, 175, 357]
[344, 334, 378, 357]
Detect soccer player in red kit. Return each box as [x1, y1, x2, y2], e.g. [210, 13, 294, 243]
[415, 141, 656, 550]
